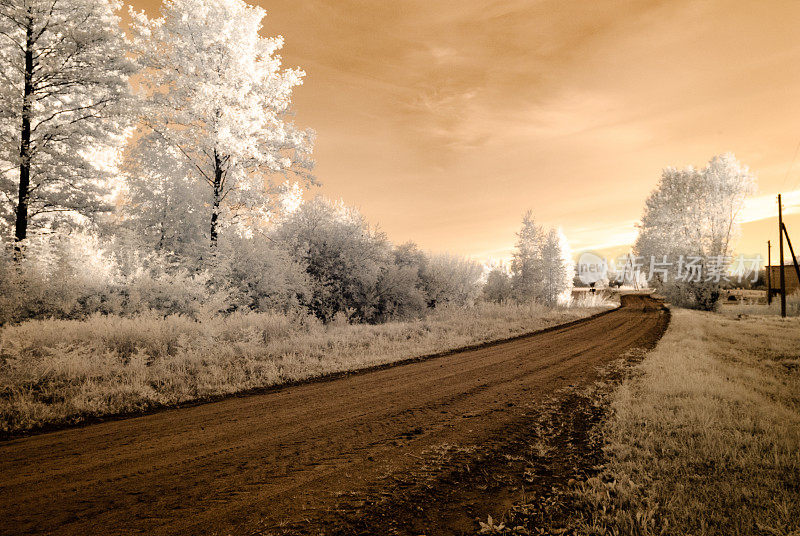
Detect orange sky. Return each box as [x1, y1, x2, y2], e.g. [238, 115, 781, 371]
[129, 0, 800, 263]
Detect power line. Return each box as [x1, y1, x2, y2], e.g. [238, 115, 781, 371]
[783, 139, 800, 191]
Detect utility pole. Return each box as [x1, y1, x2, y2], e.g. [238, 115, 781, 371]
[779, 194, 786, 318]
[767, 240, 772, 305]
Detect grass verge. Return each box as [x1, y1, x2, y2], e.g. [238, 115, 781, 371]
[577, 308, 800, 535]
[489, 306, 800, 536]
[0, 299, 614, 438]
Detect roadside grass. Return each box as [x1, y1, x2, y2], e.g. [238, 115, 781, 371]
[719, 290, 800, 317]
[568, 308, 800, 536]
[0, 300, 614, 437]
[569, 291, 618, 309]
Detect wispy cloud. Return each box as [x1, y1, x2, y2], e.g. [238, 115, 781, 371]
[739, 190, 800, 223]
[566, 220, 639, 252]
[559, 190, 800, 255]
[126, 0, 800, 260]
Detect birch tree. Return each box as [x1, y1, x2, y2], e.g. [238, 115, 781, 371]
[634, 153, 756, 310]
[0, 0, 133, 246]
[130, 0, 314, 249]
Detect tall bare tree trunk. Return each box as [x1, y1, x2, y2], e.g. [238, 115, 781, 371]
[14, 15, 34, 256]
[210, 151, 223, 247]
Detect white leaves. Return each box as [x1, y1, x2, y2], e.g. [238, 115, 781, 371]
[0, 0, 135, 235]
[636, 153, 756, 262]
[634, 153, 757, 309]
[511, 211, 574, 305]
[130, 0, 314, 241]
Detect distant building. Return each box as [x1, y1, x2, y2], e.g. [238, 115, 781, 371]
[768, 262, 800, 293]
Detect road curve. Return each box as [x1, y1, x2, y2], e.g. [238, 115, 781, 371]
[0, 295, 668, 536]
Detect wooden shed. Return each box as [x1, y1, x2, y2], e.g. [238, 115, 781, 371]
[768, 263, 800, 293]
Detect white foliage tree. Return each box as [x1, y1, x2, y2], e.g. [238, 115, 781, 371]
[540, 227, 574, 305]
[121, 135, 208, 260]
[212, 233, 311, 313]
[482, 267, 513, 303]
[421, 253, 483, 308]
[0, 0, 133, 245]
[511, 210, 544, 301]
[373, 262, 426, 322]
[511, 211, 573, 305]
[272, 197, 391, 323]
[391, 241, 482, 310]
[272, 198, 483, 322]
[634, 153, 756, 310]
[130, 0, 314, 248]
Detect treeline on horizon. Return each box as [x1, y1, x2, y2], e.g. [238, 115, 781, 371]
[0, 0, 761, 328]
[0, 0, 577, 327]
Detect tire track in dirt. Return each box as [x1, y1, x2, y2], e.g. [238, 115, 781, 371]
[0, 295, 669, 536]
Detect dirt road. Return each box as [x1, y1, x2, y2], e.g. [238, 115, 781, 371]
[0, 295, 668, 536]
